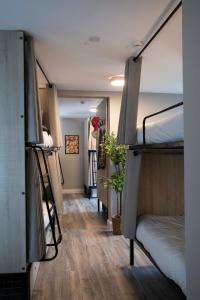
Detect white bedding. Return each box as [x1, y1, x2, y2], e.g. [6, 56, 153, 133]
[137, 110, 184, 144]
[136, 215, 186, 294]
[40, 131, 54, 148]
[42, 202, 53, 230]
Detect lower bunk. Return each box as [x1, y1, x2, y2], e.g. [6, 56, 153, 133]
[132, 215, 186, 295]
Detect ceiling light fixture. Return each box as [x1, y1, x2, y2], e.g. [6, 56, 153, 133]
[89, 108, 97, 113]
[88, 36, 101, 43]
[109, 75, 125, 87]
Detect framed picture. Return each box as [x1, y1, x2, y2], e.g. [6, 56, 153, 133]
[65, 135, 79, 154]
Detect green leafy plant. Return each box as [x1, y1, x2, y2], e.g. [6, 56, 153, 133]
[100, 132, 127, 216]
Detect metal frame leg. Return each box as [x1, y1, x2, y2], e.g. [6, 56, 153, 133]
[97, 198, 100, 212]
[130, 239, 134, 266]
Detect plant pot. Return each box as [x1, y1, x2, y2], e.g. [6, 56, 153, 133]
[112, 215, 121, 235]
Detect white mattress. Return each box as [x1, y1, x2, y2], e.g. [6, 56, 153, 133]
[136, 215, 186, 294]
[137, 110, 184, 144]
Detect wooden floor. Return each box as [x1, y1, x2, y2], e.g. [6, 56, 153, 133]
[32, 194, 186, 300]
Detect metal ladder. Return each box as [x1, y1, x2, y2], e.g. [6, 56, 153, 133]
[31, 145, 62, 261]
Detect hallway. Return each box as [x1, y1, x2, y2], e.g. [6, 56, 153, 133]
[32, 195, 185, 300]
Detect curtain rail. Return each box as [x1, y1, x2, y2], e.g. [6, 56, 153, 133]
[134, 1, 182, 62]
[36, 59, 52, 88]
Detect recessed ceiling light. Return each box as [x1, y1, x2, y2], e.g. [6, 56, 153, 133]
[88, 36, 101, 43]
[109, 75, 125, 87]
[89, 108, 97, 113]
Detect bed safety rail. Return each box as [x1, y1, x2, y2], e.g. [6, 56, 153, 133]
[31, 145, 62, 261]
[126, 101, 184, 155]
[142, 101, 183, 144]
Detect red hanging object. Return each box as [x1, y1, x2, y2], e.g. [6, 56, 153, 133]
[91, 116, 100, 131]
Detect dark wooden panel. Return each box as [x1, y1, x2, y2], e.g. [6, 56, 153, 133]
[138, 154, 184, 216]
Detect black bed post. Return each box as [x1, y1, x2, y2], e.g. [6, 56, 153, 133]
[130, 239, 134, 266]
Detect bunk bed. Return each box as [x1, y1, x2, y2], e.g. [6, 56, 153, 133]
[125, 103, 185, 293]
[0, 31, 63, 298]
[137, 102, 183, 145]
[136, 215, 185, 294]
[116, 1, 185, 295]
[128, 101, 185, 294]
[131, 101, 184, 151]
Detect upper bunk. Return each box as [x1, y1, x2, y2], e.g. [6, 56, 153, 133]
[137, 101, 183, 145]
[117, 2, 183, 154]
[129, 101, 184, 154]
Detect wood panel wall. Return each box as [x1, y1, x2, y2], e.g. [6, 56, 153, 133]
[138, 153, 184, 216]
[0, 31, 26, 273]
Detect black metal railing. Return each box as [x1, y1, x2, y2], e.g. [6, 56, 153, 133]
[127, 101, 184, 155]
[142, 101, 183, 144]
[58, 153, 64, 186]
[31, 145, 62, 261]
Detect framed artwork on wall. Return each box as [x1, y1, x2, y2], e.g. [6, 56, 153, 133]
[65, 135, 79, 154]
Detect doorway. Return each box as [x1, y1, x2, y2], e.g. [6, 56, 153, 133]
[58, 97, 108, 207]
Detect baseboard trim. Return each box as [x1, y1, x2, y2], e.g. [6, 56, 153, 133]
[62, 189, 84, 194]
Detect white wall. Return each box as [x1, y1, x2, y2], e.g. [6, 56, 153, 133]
[183, 1, 200, 299]
[60, 118, 85, 192]
[109, 93, 122, 133]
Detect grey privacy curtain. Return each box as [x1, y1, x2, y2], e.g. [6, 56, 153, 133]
[117, 57, 142, 145]
[25, 36, 43, 144]
[122, 152, 141, 238]
[48, 85, 63, 148]
[117, 56, 142, 239]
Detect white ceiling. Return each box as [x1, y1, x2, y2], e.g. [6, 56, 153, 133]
[59, 98, 103, 118]
[0, 0, 182, 93]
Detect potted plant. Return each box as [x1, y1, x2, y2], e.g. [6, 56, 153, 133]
[100, 132, 127, 235]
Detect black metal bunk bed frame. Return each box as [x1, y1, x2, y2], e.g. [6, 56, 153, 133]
[129, 101, 184, 154]
[30, 145, 62, 261]
[35, 49, 63, 261]
[87, 149, 97, 199]
[129, 100, 184, 267]
[125, 1, 184, 294]
[58, 152, 65, 186]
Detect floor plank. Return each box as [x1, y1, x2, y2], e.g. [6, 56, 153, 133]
[32, 194, 186, 300]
